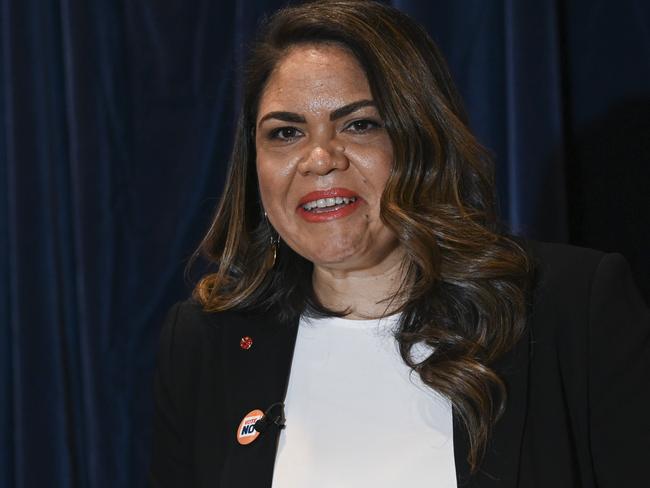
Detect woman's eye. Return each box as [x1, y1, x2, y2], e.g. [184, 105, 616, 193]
[269, 127, 302, 141]
[345, 119, 381, 133]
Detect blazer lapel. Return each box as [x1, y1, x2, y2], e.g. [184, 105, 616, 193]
[454, 324, 532, 487]
[217, 311, 299, 488]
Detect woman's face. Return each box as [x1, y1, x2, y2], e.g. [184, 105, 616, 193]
[255, 43, 401, 273]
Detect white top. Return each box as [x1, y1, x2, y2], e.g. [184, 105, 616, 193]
[271, 314, 457, 488]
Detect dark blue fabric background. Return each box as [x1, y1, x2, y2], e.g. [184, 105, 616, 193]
[1, 1, 648, 487]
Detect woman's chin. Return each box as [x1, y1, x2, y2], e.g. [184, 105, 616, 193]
[307, 246, 363, 269]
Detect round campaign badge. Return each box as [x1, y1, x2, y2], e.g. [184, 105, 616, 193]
[236, 409, 264, 445]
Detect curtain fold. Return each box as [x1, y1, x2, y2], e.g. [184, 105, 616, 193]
[1, 1, 648, 486]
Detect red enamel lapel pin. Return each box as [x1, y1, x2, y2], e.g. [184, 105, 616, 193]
[240, 336, 253, 350]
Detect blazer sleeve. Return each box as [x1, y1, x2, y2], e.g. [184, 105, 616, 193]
[148, 302, 201, 488]
[588, 253, 650, 486]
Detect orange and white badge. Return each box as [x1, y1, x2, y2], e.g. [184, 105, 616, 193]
[236, 409, 264, 445]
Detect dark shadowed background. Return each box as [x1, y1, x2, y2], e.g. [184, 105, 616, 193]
[1, 0, 648, 487]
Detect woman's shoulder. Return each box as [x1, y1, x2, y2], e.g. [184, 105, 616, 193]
[522, 239, 648, 338]
[523, 238, 647, 298]
[522, 239, 633, 299]
[525, 239, 606, 279]
[161, 298, 254, 332]
[156, 298, 257, 362]
[157, 298, 290, 354]
[158, 298, 217, 346]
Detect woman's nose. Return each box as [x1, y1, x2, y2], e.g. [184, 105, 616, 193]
[297, 143, 349, 176]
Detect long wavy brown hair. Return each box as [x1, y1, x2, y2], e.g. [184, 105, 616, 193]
[191, 0, 533, 472]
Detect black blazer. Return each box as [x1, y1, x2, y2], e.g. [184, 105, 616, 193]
[148, 241, 650, 487]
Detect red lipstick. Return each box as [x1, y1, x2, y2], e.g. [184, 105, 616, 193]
[296, 188, 362, 223]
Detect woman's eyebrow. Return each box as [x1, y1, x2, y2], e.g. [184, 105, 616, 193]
[258, 111, 306, 127]
[329, 99, 375, 121]
[257, 99, 376, 127]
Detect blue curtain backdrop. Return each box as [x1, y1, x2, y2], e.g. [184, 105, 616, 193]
[1, 0, 648, 487]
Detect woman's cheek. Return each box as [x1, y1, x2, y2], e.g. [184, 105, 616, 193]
[256, 157, 294, 222]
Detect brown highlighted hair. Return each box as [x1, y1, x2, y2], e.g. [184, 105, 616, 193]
[191, 0, 533, 472]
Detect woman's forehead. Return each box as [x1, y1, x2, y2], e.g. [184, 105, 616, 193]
[257, 44, 373, 118]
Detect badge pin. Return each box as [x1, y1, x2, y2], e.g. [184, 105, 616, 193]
[237, 409, 264, 445]
[240, 336, 253, 350]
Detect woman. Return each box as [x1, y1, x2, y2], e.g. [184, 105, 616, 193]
[149, 1, 650, 487]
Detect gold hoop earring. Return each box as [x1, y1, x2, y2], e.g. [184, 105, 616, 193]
[263, 211, 279, 268]
[270, 234, 279, 268]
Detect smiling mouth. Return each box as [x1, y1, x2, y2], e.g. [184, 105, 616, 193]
[296, 189, 362, 222]
[301, 196, 358, 212]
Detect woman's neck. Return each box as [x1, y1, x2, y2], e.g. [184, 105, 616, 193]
[311, 246, 407, 320]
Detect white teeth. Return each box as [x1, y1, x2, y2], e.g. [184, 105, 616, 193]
[302, 196, 357, 211]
